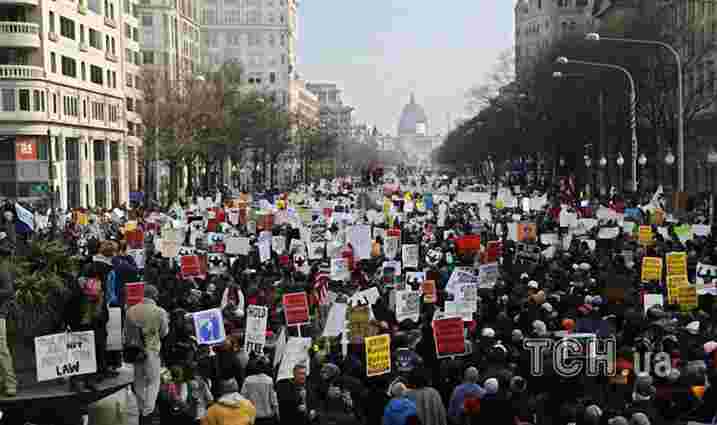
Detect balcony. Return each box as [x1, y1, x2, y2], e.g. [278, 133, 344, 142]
[0, 65, 44, 79]
[0, 0, 39, 6]
[104, 16, 117, 28]
[79, 41, 88, 51]
[78, 3, 87, 14]
[105, 51, 118, 62]
[0, 22, 41, 48]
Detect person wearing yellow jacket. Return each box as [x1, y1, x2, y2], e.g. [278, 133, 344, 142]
[201, 378, 257, 425]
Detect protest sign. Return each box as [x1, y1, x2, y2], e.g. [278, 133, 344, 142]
[277, 337, 312, 381]
[349, 305, 376, 340]
[283, 292, 310, 326]
[421, 280, 436, 303]
[667, 275, 689, 304]
[193, 308, 226, 345]
[35, 330, 97, 382]
[331, 257, 350, 281]
[479, 262, 499, 288]
[641, 257, 663, 283]
[678, 286, 698, 311]
[402, 244, 419, 269]
[349, 225, 372, 260]
[125, 282, 145, 306]
[433, 317, 466, 358]
[180, 255, 203, 278]
[272, 236, 286, 254]
[128, 249, 145, 269]
[160, 240, 180, 258]
[444, 301, 474, 321]
[244, 305, 268, 354]
[395, 290, 420, 322]
[384, 236, 399, 259]
[639, 225, 654, 246]
[517, 222, 537, 242]
[365, 334, 391, 377]
[697, 263, 717, 285]
[666, 252, 687, 277]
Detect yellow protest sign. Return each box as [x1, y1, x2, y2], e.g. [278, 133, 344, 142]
[666, 252, 687, 277]
[125, 220, 137, 232]
[678, 286, 698, 311]
[667, 275, 689, 304]
[365, 334, 391, 377]
[641, 257, 663, 283]
[349, 305, 376, 340]
[639, 225, 654, 246]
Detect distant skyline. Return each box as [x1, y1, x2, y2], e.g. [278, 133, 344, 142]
[297, 1, 515, 136]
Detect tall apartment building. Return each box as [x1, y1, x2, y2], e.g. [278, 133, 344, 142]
[288, 77, 318, 125]
[305, 82, 353, 138]
[514, 0, 596, 80]
[0, 0, 143, 209]
[136, 0, 201, 82]
[201, 0, 298, 107]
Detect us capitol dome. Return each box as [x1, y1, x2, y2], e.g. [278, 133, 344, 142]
[398, 93, 429, 136]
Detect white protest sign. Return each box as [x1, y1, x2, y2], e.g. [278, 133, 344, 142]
[258, 232, 272, 263]
[349, 225, 372, 260]
[225, 237, 250, 256]
[35, 330, 97, 382]
[478, 262, 499, 288]
[322, 303, 348, 337]
[244, 305, 268, 354]
[277, 337, 312, 381]
[395, 290, 420, 323]
[385, 236, 400, 259]
[331, 257, 350, 281]
[272, 235, 286, 254]
[402, 244, 419, 269]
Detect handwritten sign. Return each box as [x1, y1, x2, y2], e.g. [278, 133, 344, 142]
[641, 257, 663, 283]
[421, 280, 436, 303]
[181, 255, 203, 278]
[433, 317, 466, 358]
[402, 244, 419, 268]
[35, 330, 97, 382]
[349, 305, 375, 340]
[365, 334, 391, 377]
[395, 290, 420, 323]
[282, 292, 310, 326]
[639, 225, 654, 246]
[244, 305, 268, 354]
[125, 282, 144, 306]
[666, 252, 687, 277]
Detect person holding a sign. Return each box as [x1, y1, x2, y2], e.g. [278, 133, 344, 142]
[0, 264, 15, 397]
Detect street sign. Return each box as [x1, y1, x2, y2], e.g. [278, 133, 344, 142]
[30, 183, 49, 194]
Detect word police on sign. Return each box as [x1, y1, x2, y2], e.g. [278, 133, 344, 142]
[34, 331, 97, 382]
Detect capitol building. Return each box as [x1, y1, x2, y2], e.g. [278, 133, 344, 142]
[387, 93, 443, 167]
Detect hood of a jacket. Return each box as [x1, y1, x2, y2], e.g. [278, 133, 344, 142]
[385, 398, 416, 419]
[218, 392, 251, 409]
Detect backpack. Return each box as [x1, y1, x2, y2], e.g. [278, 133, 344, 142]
[123, 319, 146, 363]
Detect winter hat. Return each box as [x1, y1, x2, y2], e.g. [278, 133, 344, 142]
[532, 320, 548, 336]
[216, 378, 239, 395]
[541, 302, 554, 313]
[562, 319, 576, 331]
[630, 412, 650, 425]
[608, 417, 629, 425]
[484, 378, 499, 395]
[704, 341, 717, 354]
[321, 363, 341, 380]
[511, 329, 524, 343]
[686, 321, 700, 335]
[528, 280, 539, 289]
[584, 405, 603, 424]
[481, 328, 496, 338]
[591, 296, 603, 306]
[510, 376, 527, 393]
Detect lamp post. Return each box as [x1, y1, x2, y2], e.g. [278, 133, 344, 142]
[584, 155, 593, 198]
[599, 155, 608, 195]
[46, 128, 56, 238]
[585, 33, 684, 192]
[638, 153, 647, 194]
[556, 56, 638, 192]
[617, 152, 625, 193]
[665, 148, 675, 189]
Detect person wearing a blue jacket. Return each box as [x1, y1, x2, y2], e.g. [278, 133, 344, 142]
[383, 382, 418, 425]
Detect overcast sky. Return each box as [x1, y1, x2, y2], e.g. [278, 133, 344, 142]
[296, 1, 515, 137]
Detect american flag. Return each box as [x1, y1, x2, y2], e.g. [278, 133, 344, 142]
[312, 271, 329, 306]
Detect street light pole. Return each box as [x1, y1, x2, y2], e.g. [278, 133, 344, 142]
[555, 57, 638, 192]
[585, 33, 684, 192]
[46, 128, 56, 238]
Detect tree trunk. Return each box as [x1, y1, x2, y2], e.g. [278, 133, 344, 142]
[185, 157, 194, 199]
[169, 159, 178, 205]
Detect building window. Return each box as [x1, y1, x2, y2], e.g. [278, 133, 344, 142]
[50, 52, 56, 73]
[61, 56, 77, 77]
[576, 0, 587, 5]
[33, 90, 41, 112]
[142, 51, 153, 64]
[79, 24, 85, 43]
[142, 15, 152, 26]
[269, 71, 276, 84]
[124, 23, 130, 38]
[49, 12, 55, 33]
[60, 16, 76, 39]
[126, 72, 132, 87]
[18, 90, 30, 111]
[2, 89, 15, 112]
[89, 28, 102, 49]
[90, 65, 103, 85]
[83, 99, 87, 118]
[133, 27, 138, 41]
[134, 51, 141, 65]
[126, 97, 133, 111]
[557, 0, 569, 7]
[81, 62, 86, 80]
[107, 70, 111, 87]
[52, 93, 57, 114]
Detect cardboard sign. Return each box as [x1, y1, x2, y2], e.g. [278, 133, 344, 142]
[244, 305, 268, 354]
[641, 257, 663, 283]
[35, 330, 97, 382]
[282, 292, 310, 326]
[349, 305, 375, 340]
[421, 280, 437, 303]
[666, 252, 687, 277]
[181, 255, 202, 278]
[125, 282, 144, 306]
[365, 334, 391, 377]
[193, 308, 226, 345]
[433, 317, 466, 358]
[277, 337, 312, 381]
[455, 235, 481, 256]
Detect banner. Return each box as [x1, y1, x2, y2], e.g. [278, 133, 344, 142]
[667, 275, 689, 304]
[395, 290, 420, 322]
[283, 292, 310, 326]
[365, 334, 391, 377]
[244, 305, 268, 354]
[193, 308, 226, 345]
[433, 317, 466, 358]
[641, 257, 663, 283]
[125, 282, 144, 306]
[35, 330, 97, 382]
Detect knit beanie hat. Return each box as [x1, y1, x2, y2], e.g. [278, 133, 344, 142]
[608, 417, 629, 425]
[584, 405, 603, 424]
[630, 412, 651, 425]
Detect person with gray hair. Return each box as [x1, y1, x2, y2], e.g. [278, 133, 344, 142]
[127, 284, 169, 425]
[447, 367, 485, 425]
[383, 382, 418, 425]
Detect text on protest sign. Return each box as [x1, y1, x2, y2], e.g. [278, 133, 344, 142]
[365, 334, 391, 377]
[283, 292, 310, 326]
[245, 305, 268, 354]
[433, 317, 466, 358]
[35, 330, 97, 382]
[193, 308, 226, 345]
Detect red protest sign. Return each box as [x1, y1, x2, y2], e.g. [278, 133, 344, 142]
[422, 280, 437, 304]
[282, 292, 309, 326]
[485, 241, 502, 263]
[433, 317, 466, 358]
[125, 230, 144, 249]
[181, 255, 202, 278]
[125, 282, 145, 306]
[387, 228, 401, 238]
[455, 235, 481, 256]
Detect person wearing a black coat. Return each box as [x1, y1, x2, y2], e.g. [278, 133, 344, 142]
[0, 264, 15, 396]
[276, 363, 314, 425]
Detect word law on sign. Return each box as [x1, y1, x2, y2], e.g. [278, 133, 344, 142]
[34, 331, 97, 382]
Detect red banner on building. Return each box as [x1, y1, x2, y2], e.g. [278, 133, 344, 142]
[125, 282, 145, 306]
[282, 292, 310, 326]
[433, 317, 466, 358]
[15, 137, 36, 161]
